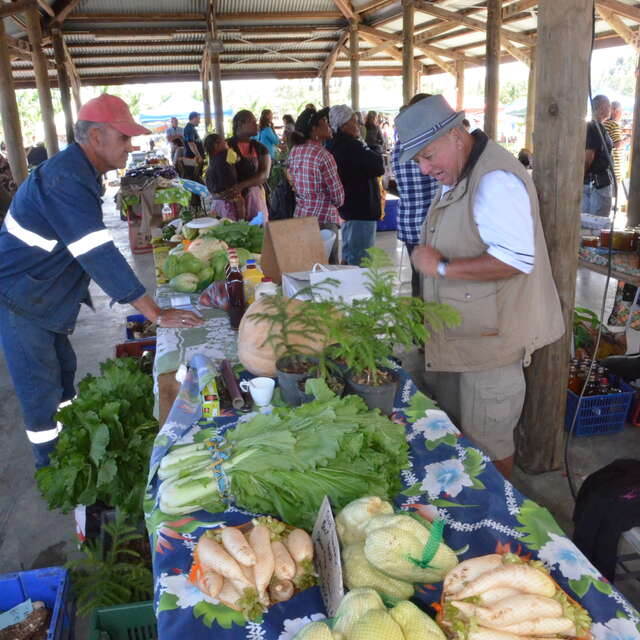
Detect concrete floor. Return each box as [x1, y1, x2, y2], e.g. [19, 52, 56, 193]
[1, 195, 639, 623]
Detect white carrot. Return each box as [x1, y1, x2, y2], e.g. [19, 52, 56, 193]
[240, 562, 256, 588]
[455, 565, 556, 599]
[468, 630, 535, 640]
[216, 579, 242, 611]
[249, 525, 275, 604]
[500, 617, 576, 636]
[477, 587, 520, 606]
[444, 554, 503, 596]
[452, 595, 562, 628]
[200, 570, 223, 598]
[269, 578, 295, 603]
[220, 527, 256, 567]
[272, 540, 296, 581]
[285, 528, 314, 563]
[196, 536, 254, 592]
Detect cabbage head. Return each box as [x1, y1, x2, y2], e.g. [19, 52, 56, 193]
[169, 273, 199, 293]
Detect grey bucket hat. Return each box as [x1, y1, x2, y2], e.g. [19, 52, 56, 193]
[395, 95, 465, 163]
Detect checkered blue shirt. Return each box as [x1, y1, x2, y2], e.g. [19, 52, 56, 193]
[392, 143, 439, 245]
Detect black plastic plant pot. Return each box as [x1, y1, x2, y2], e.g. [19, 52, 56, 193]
[275, 355, 319, 407]
[346, 367, 399, 415]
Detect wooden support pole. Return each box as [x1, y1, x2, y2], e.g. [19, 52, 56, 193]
[349, 19, 359, 113]
[0, 18, 27, 184]
[25, 8, 58, 156]
[524, 46, 536, 150]
[322, 70, 330, 106]
[484, 0, 501, 139]
[210, 52, 224, 136]
[627, 56, 640, 227]
[201, 59, 212, 132]
[414, 66, 421, 94]
[62, 40, 82, 114]
[402, 0, 414, 104]
[515, 0, 592, 474]
[51, 27, 74, 143]
[455, 59, 465, 111]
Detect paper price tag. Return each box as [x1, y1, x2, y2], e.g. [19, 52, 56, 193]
[312, 495, 344, 617]
[0, 599, 32, 632]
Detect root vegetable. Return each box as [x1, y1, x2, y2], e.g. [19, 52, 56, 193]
[200, 570, 224, 598]
[269, 578, 295, 602]
[500, 616, 576, 636]
[443, 554, 503, 596]
[221, 527, 256, 567]
[249, 525, 276, 604]
[217, 579, 242, 611]
[272, 540, 296, 581]
[467, 630, 535, 640]
[451, 595, 563, 628]
[455, 565, 556, 599]
[196, 536, 254, 592]
[286, 528, 314, 563]
[477, 587, 520, 606]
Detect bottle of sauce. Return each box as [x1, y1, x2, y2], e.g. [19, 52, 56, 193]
[225, 253, 246, 329]
[568, 364, 582, 394]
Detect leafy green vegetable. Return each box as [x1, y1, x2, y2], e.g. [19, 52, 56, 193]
[36, 358, 157, 517]
[157, 380, 409, 529]
[202, 220, 264, 253]
[163, 253, 205, 279]
[170, 272, 199, 293]
[183, 225, 199, 241]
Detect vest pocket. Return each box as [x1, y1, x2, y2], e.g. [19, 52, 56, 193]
[438, 281, 499, 338]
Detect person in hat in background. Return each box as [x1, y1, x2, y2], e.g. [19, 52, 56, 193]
[395, 95, 564, 478]
[0, 93, 203, 469]
[327, 105, 384, 266]
[182, 110, 205, 183]
[288, 106, 344, 264]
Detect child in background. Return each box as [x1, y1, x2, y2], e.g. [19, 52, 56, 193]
[204, 133, 246, 220]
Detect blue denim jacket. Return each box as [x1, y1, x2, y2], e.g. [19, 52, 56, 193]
[0, 143, 145, 334]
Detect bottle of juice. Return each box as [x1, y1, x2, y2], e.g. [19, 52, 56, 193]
[242, 259, 264, 305]
[226, 253, 246, 329]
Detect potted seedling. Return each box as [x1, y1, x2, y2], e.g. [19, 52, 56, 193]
[325, 248, 460, 415]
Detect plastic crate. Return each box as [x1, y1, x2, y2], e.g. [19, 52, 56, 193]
[0, 567, 74, 640]
[565, 377, 634, 436]
[115, 339, 156, 359]
[125, 314, 154, 341]
[89, 601, 156, 640]
[378, 196, 398, 232]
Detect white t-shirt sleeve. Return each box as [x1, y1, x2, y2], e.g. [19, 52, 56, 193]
[473, 170, 535, 274]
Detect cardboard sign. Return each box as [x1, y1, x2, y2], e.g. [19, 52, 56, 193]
[261, 217, 326, 284]
[312, 495, 344, 617]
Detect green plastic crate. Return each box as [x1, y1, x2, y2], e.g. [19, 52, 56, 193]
[88, 601, 156, 640]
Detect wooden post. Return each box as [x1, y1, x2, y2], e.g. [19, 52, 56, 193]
[210, 52, 224, 136]
[201, 60, 212, 132]
[414, 67, 421, 94]
[51, 26, 74, 144]
[0, 18, 27, 184]
[402, 0, 414, 104]
[524, 46, 536, 151]
[456, 59, 465, 111]
[515, 0, 592, 474]
[484, 0, 501, 139]
[25, 8, 58, 156]
[349, 19, 359, 113]
[627, 56, 640, 227]
[322, 70, 330, 107]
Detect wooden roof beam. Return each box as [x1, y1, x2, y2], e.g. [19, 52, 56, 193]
[0, 0, 37, 18]
[596, 0, 640, 23]
[413, 0, 535, 46]
[49, 0, 81, 23]
[414, 44, 456, 75]
[502, 0, 538, 19]
[319, 28, 348, 76]
[36, 0, 55, 18]
[332, 0, 357, 21]
[596, 4, 639, 50]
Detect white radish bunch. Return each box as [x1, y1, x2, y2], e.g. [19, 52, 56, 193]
[439, 554, 593, 639]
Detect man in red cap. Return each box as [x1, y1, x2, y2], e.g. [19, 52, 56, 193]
[0, 94, 202, 468]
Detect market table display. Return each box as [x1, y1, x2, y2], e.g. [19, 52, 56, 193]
[144, 357, 640, 639]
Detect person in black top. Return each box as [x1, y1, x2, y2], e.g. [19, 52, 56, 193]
[583, 94, 613, 217]
[182, 111, 205, 183]
[327, 104, 384, 266]
[204, 133, 246, 220]
[27, 142, 48, 167]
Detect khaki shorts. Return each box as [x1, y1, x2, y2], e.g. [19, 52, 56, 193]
[423, 361, 526, 460]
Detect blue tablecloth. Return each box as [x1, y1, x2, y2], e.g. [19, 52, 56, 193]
[145, 356, 640, 640]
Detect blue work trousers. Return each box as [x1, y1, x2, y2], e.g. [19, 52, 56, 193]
[341, 220, 377, 266]
[0, 305, 76, 468]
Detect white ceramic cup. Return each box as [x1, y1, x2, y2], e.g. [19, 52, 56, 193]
[240, 377, 275, 407]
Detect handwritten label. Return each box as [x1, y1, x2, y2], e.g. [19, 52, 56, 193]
[312, 495, 344, 617]
[0, 599, 32, 632]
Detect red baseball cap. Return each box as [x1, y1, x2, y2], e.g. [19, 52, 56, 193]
[77, 93, 151, 137]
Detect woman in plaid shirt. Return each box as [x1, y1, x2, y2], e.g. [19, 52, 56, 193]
[288, 107, 345, 263]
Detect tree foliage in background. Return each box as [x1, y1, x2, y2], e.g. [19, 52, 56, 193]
[499, 79, 528, 105]
[595, 55, 636, 96]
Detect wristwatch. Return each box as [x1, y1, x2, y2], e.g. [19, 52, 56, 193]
[436, 257, 450, 278]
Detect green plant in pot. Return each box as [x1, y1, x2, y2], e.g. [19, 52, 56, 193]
[325, 248, 460, 415]
[248, 286, 342, 406]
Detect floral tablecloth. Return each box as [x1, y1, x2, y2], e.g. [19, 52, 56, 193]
[580, 246, 640, 280]
[144, 356, 640, 640]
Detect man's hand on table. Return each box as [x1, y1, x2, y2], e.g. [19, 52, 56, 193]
[158, 308, 204, 328]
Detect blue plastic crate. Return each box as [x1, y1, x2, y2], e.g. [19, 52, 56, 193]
[126, 314, 154, 341]
[565, 377, 634, 437]
[0, 567, 74, 640]
[378, 196, 398, 231]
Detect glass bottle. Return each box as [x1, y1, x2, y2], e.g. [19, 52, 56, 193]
[568, 364, 582, 393]
[225, 255, 246, 329]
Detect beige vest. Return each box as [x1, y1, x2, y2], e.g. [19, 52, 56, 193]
[422, 138, 565, 372]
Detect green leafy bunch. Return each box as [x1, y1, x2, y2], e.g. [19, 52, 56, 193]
[201, 220, 264, 253]
[326, 248, 461, 384]
[66, 515, 153, 616]
[36, 358, 158, 517]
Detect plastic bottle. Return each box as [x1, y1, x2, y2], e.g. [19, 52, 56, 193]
[242, 259, 264, 305]
[255, 277, 278, 301]
[161, 202, 173, 222]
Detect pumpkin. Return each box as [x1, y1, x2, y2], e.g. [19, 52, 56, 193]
[237, 297, 328, 377]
